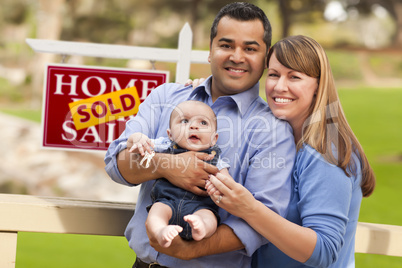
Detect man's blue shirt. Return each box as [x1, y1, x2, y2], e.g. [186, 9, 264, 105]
[104, 76, 295, 267]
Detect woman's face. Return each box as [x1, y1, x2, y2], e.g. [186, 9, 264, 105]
[265, 53, 318, 130]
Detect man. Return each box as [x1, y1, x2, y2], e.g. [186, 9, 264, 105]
[105, 2, 295, 267]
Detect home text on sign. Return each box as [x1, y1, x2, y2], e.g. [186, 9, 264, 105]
[42, 64, 169, 151]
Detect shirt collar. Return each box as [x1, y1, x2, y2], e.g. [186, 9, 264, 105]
[189, 76, 261, 116]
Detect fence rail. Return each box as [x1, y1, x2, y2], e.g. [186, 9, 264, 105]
[0, 193, 401, 268]
[26, 23, 209, 83]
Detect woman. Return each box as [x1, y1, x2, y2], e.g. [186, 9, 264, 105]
[206, 35, 375, 267]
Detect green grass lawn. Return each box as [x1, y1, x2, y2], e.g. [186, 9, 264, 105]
[0, 108, 42, 122]
[339, 88, 402, 224]
[7, 87, 402, 267]
[16, 232, 136, 268]
[338, 88, 402, 267]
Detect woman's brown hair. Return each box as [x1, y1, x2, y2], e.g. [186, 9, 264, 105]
[267, 35, 375, 197]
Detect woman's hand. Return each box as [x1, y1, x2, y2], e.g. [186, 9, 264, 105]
[206, 172, 258, 218]
[184, 78, 206, 88]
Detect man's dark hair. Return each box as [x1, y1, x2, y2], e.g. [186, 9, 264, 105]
[210, 2, 272, 50]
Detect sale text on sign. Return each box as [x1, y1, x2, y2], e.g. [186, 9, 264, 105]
[42, 64, 169, 151]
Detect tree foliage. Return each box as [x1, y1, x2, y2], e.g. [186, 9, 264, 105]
[275, 0, 327, 37]
[272, 0, 401, 47]
[1, 0, 400, 47]
[0, 0, 30, 25]
[338, 0, 402, 46]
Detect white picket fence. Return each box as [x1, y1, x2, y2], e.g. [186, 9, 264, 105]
[26, 23, 209, 83]
[1, 194, 402, 268]
[0, 22, 397, 267]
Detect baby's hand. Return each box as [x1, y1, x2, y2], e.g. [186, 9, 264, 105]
[127, 133, 154, 156]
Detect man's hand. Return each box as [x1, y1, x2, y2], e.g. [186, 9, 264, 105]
[147, 223, 244, 260]
[163, 151, 219, 196]
[116, 146, 219, 190]
[147, 224, 193, 260]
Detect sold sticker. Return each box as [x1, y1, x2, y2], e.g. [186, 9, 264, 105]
[69, 86, 140, 130]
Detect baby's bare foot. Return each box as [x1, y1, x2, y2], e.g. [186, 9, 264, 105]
[184, 215, 207, 241]
[157, 225, 183, 248]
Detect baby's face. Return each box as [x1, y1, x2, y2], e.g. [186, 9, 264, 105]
[168, 102, 218, 151]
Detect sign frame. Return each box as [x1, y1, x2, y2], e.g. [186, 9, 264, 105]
[41, 63, 169, 152]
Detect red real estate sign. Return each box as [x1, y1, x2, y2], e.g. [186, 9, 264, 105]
[42, 64, 169, 151]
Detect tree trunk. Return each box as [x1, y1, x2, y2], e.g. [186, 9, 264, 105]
[191, 0, 204, 48]
[393, 1, 402, 47]
[278, 0, 291, 38]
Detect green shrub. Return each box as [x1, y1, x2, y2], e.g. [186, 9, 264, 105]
[327, 50, 363, 80]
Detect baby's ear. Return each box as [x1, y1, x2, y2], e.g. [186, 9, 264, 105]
[167, 129, 173, 140]
[211, 132, 218, 145]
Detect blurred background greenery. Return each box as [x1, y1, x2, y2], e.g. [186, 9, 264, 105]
[0, 0, 401, 267]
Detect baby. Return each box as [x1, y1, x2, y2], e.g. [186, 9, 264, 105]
[128, 100, 229, 247]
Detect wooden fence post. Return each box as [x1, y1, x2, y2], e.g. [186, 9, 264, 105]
[176, 23, 193, 83]
[0, 231, 17, 268]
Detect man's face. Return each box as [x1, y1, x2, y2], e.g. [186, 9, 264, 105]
[209, 16, 267, 101]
